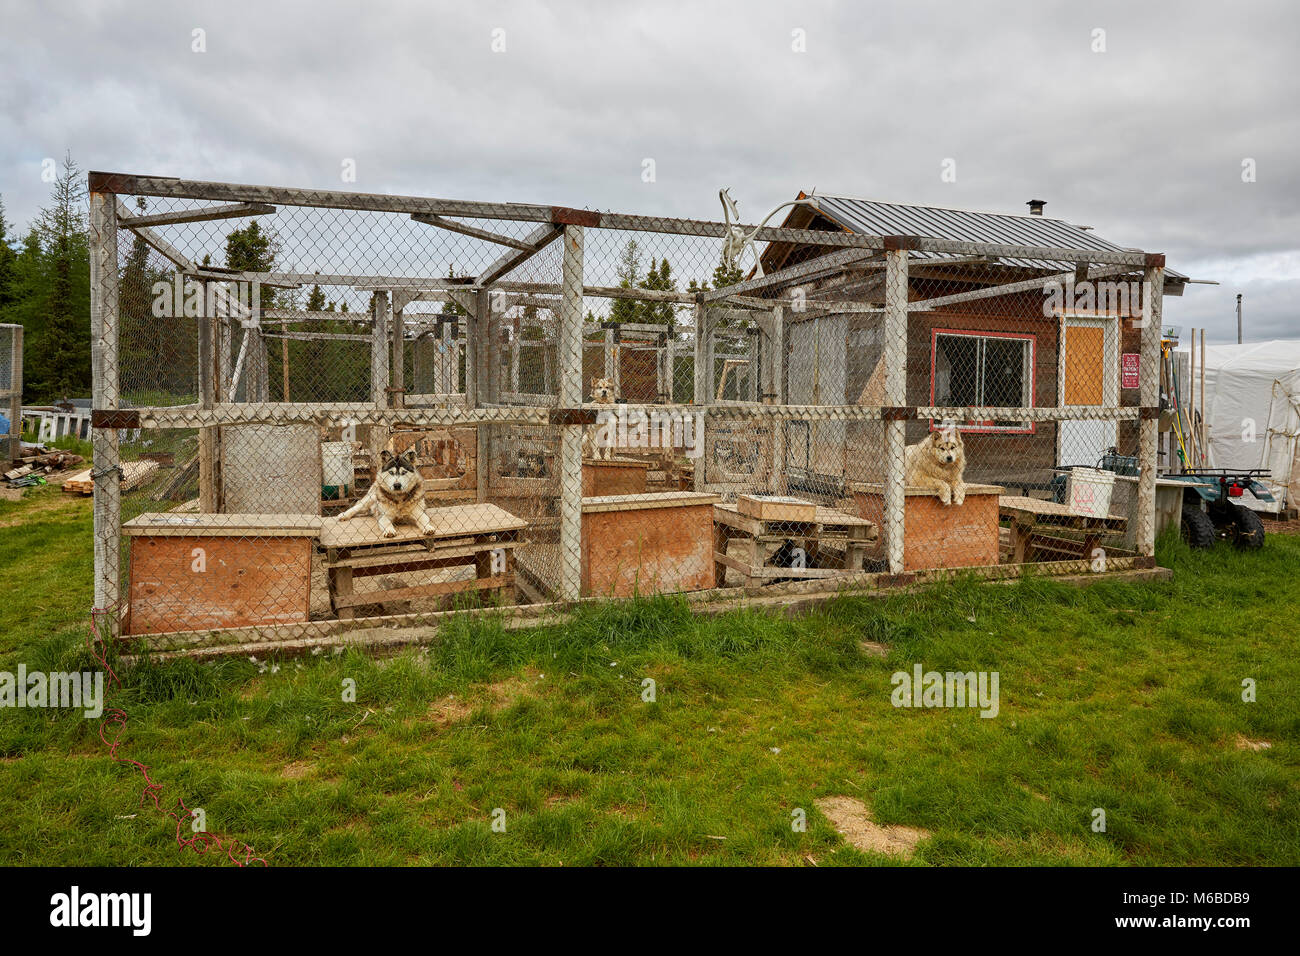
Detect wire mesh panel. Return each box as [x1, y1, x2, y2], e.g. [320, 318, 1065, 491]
[87, 173, 1161, 655]
[96, 183, 578, 649]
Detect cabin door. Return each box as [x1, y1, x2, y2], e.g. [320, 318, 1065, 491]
[1058, 316, 1119, 467]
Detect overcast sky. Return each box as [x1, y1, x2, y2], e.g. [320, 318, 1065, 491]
[1, 0, 1297, 342]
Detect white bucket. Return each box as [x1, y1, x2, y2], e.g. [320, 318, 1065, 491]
[1066, 467, 1115, 518]
[321, 442, 354, 495]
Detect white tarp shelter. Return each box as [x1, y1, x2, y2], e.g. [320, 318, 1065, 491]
[1191, 339, 1300, 512]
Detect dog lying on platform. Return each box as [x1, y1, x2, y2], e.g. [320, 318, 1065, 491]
[904, 424, 967, 506]
[338, 450, 433, 537]
[582, 377, 616, 460]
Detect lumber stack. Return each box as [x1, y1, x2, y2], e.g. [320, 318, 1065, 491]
[5, 451, 85, 483]
[61, 459, 160, 496]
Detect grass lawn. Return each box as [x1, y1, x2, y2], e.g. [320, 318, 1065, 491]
[0, 485, 1296, 866]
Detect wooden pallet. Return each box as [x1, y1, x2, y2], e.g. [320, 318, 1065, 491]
[997, 495, 1128, 563]
[713, 502, 878, 587]
[319, 503, 528, 618]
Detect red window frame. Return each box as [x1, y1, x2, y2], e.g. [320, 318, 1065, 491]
[929, 328, 1037, 435]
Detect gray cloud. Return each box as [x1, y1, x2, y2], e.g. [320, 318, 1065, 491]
[1, 0, 1296, 340]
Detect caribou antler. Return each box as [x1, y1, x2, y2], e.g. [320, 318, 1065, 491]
[717, 188, 821, 278]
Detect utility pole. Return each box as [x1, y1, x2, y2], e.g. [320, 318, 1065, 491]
[1237, 293, 1243, 344]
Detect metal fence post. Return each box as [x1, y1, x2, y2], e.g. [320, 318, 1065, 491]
[88, 189, 121, 624]
[883, 245, 909, 575]
[558, 224, 585, 600]
[1138, 259, 1165, 556]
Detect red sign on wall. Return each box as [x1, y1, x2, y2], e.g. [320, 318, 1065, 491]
[1121, 353, 1140, 389]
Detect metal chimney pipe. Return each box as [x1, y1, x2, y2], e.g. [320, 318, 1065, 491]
[1237, 293, 1243, 344]
[1026, 199, 1046, 216]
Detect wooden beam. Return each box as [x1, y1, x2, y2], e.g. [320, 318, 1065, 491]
[118, 202, 276, 229]
[90, 173, 1153, 267]
[910, 263, 1135, 312]
[262, 330, 373, 342]
[411, 213, 535, 251]
[262, 309, 372, 323]
[476, 223, 563, 287]
[700, 245, 883, 301]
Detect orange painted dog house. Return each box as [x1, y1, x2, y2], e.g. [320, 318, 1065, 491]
[851, 482, 1004, 571]
[123, 513, 320, 635]
[581, 492, 720, 597]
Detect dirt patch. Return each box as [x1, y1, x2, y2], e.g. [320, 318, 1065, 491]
[428, 694, 476, 724]
[814, 796, 931, 860]
[427, 669, 542, 725]
[1234, 734, 1272, 752]
[280, 760, 313, 779]
[1263, 514, 1300, 536]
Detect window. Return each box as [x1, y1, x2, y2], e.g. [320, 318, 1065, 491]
[930, 329, 1035, 433]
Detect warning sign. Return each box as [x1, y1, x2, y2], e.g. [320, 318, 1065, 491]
[1121, 353, 1140, 389]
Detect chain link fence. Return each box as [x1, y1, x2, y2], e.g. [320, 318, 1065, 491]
[87, 174, 1163, 655]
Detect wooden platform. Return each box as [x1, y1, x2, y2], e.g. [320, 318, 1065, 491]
[319, 503, 528, 618]
[852, 482, 1004, 572]
[998, 495, 1128, 562]
[713, 502, 878, 587]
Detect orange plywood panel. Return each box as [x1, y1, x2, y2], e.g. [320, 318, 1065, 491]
[581, 496, 716, 597]
[852, 485, 1002, 571]
[1064, 325, 1105, 406]
[127, 535, 311, 634]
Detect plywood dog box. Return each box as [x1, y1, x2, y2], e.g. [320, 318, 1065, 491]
[123, 513, 322, 635]
[582, 458, 652, 497]
[581, 492, 720, 597]
[850, 482, 1004, 571]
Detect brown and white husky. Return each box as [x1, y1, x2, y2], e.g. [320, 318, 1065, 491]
[582, 377, 617, 460]
[904, 424, 968, 506]
[338, 450, 434, 537]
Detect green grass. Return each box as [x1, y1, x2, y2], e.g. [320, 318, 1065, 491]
[0, 487, 1296, 865]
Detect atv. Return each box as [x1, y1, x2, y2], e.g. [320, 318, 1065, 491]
[1051, 451, 1271, 550]
[1161, 468, 1272, 550]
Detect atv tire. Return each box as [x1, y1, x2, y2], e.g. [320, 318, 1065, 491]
[1181, 504, 1217, 550]
[1225, 502, 1266, 549]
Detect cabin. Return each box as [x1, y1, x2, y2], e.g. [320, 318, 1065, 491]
[756, 194, 1189, 496]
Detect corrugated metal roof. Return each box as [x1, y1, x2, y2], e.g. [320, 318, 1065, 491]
[807, 194, 1184, 278]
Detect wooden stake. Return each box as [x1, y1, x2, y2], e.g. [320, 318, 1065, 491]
[1200, 327, 1206, 465]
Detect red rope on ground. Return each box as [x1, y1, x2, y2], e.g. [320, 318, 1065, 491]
[89, 604, 268, 867]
